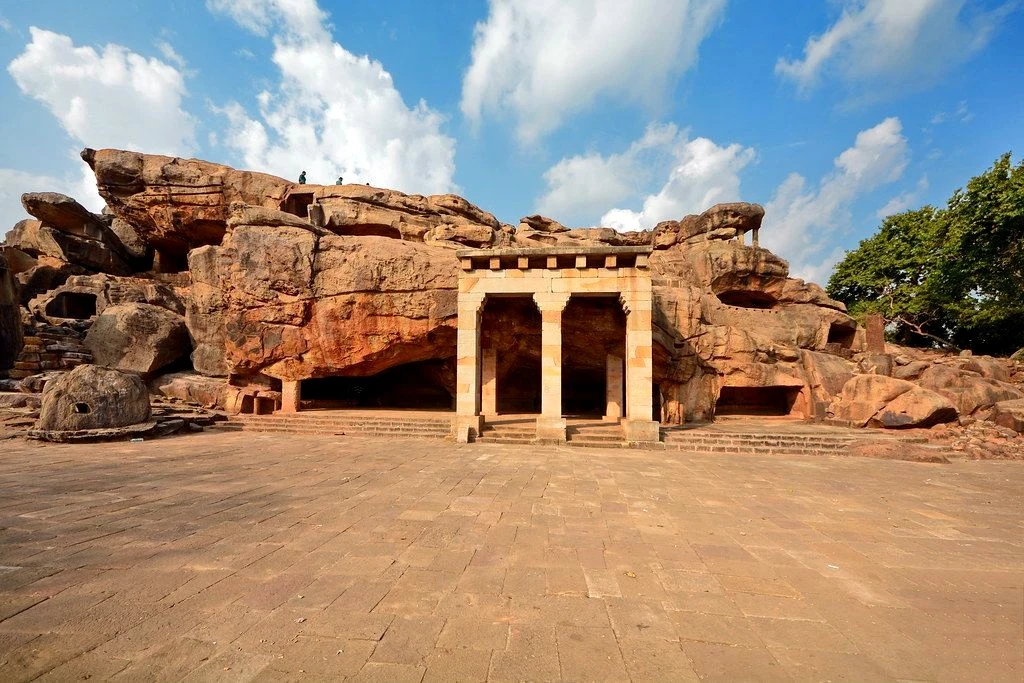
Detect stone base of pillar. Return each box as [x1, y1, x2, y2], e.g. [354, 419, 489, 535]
[602, 414, 621, 423]
[535, 416, 567, 443]
[622, 419, 661, 443]
[454, 415, 484, 443]
[280, 380, 301, 414]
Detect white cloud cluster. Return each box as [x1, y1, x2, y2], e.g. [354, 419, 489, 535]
[461, 0, 727, 142]
[776, 0, 1013, 94]
[763, 117, 909, 282]
[537, 124, 755, 230]
[8, 28, 196, 156]
[208, 0, 456, 194]
[876, 175, 929, 218]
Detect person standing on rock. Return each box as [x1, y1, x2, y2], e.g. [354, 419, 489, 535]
[298, 171, 307, 184]
[336, 176, 343, 185]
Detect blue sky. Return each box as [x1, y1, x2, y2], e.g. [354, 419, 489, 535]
[1, 0, 1021, 283]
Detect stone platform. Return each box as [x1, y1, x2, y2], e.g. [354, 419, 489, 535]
[0, 432, 1021, 681]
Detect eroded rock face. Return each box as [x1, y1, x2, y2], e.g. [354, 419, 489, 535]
[215, 204, 459, 380]
[84, 303, 190, 377]
[829, 375, 957, 428]
[0, 251, 23, 370]
[35, 364, 150, 431]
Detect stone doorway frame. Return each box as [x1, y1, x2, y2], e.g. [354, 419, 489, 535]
[454, 245, 659, 444]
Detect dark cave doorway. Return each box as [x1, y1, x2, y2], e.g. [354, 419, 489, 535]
[299, 358, 455, 411]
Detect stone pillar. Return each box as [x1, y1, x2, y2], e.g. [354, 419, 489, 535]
[865, 313, 886, 353]
[481, 347, 497, 417]
[534, 292, 571, 442]
[454, 292, 485, 442]
[752, 228, 759, 248]
[280, 380, 301, 414]
[621, 292, 660, 443]
[604, 354, 623, 421]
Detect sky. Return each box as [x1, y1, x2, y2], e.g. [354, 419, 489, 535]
[1, 0, 1021, 284]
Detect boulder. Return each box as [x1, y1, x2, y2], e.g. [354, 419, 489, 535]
[185, 246, 227, 376]
[21, 192, 108, 241]
[918, 364, 1024, 416]
[35, 364, 150, 431]
[962, 355, 1010, 382]
[829, 374, 956, 428]
[108, 218, 149, 261]
[4, 217, 130, 275]
[991, 399, 1024, 433]
[894, 360, 930, 381]
[869, 387, 958, 429]
[519, 215, 569, 233]
[149, 372, 228, 408]
[84, 303, 190, 377]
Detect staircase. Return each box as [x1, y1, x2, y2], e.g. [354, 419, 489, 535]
[660, 427, 869, 457]
[220, 412, 453, 439]
[474, 419, 627, 447]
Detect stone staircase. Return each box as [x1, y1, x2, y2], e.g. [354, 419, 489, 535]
[219, 412, 453, 439]
[474, 419, 627, 447]
[659, 426, 870, 457]
[9, 325, 94, 380]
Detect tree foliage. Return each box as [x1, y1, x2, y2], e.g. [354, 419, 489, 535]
[827, 153, 1024, 355]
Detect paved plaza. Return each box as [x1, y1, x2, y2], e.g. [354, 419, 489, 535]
[0, 432, 1021, 681]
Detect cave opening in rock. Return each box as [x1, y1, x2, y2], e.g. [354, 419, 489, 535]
[562, 296, 626, 417]
[481, 296, 542, 414]
[300, 358, 455, 410]
[281, 191, 315, 219]
[45, 292, 97, 319]
[715, 386, 801, 417]
[827, 322, 857, 349]
[154, 247, 189, 274]
[716, 289, 777, 309]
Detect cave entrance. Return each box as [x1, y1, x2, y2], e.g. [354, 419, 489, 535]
[281, 191, 315, 219]
[827, 322, 857, 349]
[299, 359, 455, 411]
[45, 291, 97, 319]
[716, 289, 777, 309]
[562, 295, 626, 417]
[715, 386, 801, 417]
[481, 296, 541, 414]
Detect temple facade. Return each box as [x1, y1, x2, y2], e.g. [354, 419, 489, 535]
[453, 245, 660, 443]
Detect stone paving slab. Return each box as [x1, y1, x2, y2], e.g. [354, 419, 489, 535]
[0, 432, 1021, 681]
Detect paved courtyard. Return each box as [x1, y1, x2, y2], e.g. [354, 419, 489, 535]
[0, 432, 1021, 682]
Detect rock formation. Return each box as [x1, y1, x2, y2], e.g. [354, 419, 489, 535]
[1, 147, 1021, 450]
[35, 364, 150, 431]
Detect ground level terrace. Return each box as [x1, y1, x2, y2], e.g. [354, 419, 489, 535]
[0, 432, 1020, 681]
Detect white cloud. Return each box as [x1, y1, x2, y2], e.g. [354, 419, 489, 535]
[535, 123, 678, 225]
[8, 28, 196, 156]
[0, 16, 13, 33]
[763, 117, 909, 280]
[537, 124, 755, 230]
[208, 0, 456, 194]
[930, 99, 973, 125]
[156, 40, 187, 69]
[876, 175, 929, 218]
[235, 47, 256, 60]
[776, 0, 1014, 94]
[461, 0, 727, 142]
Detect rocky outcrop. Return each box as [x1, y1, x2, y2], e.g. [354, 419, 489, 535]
[84, 303, 190, 377]
[217, 204, 458, 380]
[829, 375, 957, 428]
[35, 364, 150, 431]
[185, 245, 227, 376]
[0, 251, 23, 371]
[149, 371, 228, 408]
[991, 399, 1024, 433]
[27, 273, 183, 326]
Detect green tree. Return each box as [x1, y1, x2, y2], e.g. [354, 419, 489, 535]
[827, 153, 1024, 355]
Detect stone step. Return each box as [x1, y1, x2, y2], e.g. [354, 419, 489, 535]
[474, 436, 535, 445]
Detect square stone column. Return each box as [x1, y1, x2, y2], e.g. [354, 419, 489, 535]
[481, 347, 497, 417]
[604, 354, 623, 422]
[455, 292, 485, 442]
[533, 292, 571, 442]
[280, 380, 301, 414]
[621, 292, 660, 443]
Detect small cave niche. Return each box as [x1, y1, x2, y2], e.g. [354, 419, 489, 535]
[716, 290, 777, 310]
[73, 402, 91, 414]
[281, 192, 315, 219]
[827, 322, 857, 349]
[153, 247, 189, 274]
[715, 386, 800, 417]
[45, 291, 97, 319]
